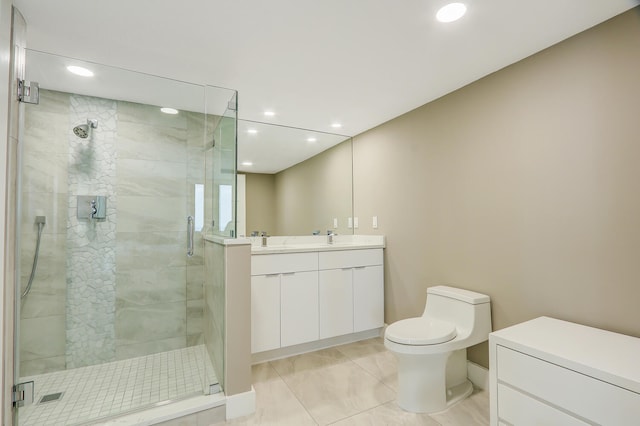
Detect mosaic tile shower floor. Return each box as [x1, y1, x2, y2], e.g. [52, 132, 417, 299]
[18, 345, 217, 426]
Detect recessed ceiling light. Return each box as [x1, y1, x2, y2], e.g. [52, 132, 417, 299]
[436, 3, 467, 23]
[160, 107, 179, 115]
[66, 65, 94, 77]
[307, 137, 317, 143]
[247, 129, 258, 134]
[241, 161, 253, 166]
[331, 123, 342, 129]
[264, 111, 275, 117]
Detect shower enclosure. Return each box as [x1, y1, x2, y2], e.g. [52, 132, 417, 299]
[13, 49, 237, 425]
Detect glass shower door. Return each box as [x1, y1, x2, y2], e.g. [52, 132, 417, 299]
[199, 86, 239, 394]
[14, 49, 226, 425]
[209, 90, 238, 239]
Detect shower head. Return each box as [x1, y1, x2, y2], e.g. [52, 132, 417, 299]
[73, 124, 89, 138]
[73, 119, 98, 139]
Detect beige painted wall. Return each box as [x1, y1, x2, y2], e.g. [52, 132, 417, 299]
[244, 173, 277, 235]
[353, 9, 640, 367]
[274, 140, 353, 235]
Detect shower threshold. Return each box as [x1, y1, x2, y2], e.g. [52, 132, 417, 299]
[18, 345, 220, 426]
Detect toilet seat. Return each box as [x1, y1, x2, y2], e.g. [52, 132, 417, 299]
[385, 318, 457, 345]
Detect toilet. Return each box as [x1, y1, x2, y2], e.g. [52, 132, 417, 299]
[384, 285, 491, 413]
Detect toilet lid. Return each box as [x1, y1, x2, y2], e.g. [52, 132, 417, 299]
[385, 318, 457, 345]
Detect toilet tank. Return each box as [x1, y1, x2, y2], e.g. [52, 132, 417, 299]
[422, 286, 492, 344]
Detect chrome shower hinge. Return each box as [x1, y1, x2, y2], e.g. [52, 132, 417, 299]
[13, 381, 34, 407]
[17, 79, 39, 104]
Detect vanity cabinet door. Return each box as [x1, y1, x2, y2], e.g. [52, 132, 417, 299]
[353, 265, 384, 332]
[319, 268, 354, 339]
[281, 271, 319, 347]
[251, 274, 280, 353]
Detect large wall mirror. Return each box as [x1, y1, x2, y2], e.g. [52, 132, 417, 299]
[237, 120, 353, 237]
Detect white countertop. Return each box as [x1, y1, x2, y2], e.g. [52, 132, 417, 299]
[248, 234, 385, 255]
[490, 316, 640, 394]
[203, 235, 251, 245]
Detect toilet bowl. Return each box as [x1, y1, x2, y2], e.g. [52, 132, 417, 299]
[384, 285, 491, 413]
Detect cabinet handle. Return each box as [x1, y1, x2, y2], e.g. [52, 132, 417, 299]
[354, 266, 366, 269]
[265, 273, 280, 277]
[282, 272, 296, 276]
[342, 267, 352, 271]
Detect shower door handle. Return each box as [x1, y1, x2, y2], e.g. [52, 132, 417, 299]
[187, 215, 194, 257]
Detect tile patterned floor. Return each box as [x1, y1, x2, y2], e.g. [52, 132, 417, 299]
[18, 345, 217, 426]
[221, 337, 490, 426]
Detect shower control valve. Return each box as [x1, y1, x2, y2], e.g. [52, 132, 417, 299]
[90, 200, 98, 218]
[77, 195, 107, 220]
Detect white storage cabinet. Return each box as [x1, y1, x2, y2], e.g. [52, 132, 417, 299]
[490, 316, 640, 426]
[251, 252, 318, 353]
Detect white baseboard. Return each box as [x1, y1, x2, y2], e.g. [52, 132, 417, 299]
[225, 386, 256, 420]
[467, 360, 489, 390]
[252, 328, 383, 364]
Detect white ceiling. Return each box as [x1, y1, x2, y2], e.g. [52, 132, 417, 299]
[13, 0, 637, 172]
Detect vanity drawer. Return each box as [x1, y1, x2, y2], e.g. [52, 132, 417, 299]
[252, 252, 318, 276]
[319, 248, 383, 270]
[496, 346, 640, 425]
[497, 384, 587, 425]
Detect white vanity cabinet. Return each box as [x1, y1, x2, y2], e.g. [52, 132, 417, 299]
[251, 245, 384, 356]
[490, 317, 640, 426]
[319, 249, 384, 339]
[251, 252, 318, 353]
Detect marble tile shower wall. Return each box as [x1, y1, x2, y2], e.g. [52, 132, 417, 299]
[20, 90, 71, 376]
[116, 103, 206, 357]
[114, 101, 202, 360]
[19, 89, 206, 376]
[204, 241, 225, 389]
[66, 94, 118, 368]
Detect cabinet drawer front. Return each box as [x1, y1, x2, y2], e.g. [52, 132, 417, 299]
[497, 346, 640, 425]
[319, 248, 382, 270]
[252, 252, 318, 275]
[497, 384, 588, 426]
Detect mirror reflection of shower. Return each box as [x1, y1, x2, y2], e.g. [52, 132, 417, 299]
[73, 118, 98, 139]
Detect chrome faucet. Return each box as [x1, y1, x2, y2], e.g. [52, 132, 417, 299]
[327, 230, 336, 244]
[89, 199, 98, 220]
[261, 231, 269, 247]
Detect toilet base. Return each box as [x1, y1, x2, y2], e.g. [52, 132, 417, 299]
[444, 379, 474, 410]
[396, 352, 449, 413]
[394, 350, 474, 414]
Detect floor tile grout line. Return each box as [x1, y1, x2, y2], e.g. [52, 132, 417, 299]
[324, 399, 390, 425]
[265, 361, 320, 425]
[337, 349, 399, 396]
[267, 351, 395, 426]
